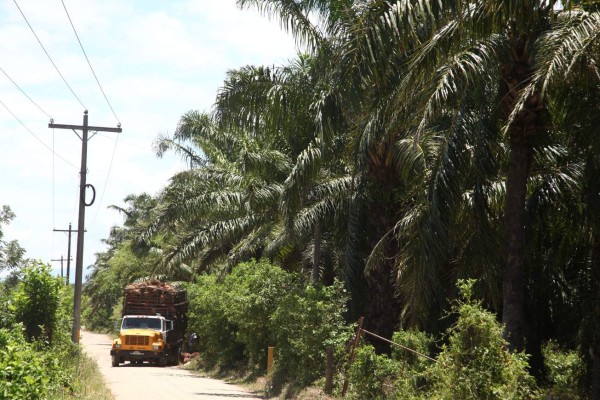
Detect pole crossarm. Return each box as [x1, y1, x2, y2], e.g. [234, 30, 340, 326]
[48, 122, 122, 133]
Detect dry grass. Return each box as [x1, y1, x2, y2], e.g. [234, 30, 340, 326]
[181, 358, 336, 399]
[63, 352, 115, 400]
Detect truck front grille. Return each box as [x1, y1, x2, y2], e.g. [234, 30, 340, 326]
[125, 335, 150, 346]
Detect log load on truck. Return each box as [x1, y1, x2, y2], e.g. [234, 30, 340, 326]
[110, 279, 188, 367]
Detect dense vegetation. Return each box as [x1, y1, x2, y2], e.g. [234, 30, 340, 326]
[79, 0, 600, 398]
[0, 212, 113, 400]
[0, 265, 112, 399]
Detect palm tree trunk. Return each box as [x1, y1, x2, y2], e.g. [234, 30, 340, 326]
[499, 43, 545, 352]
[502, 131, 533, 352]
[364, 197, 401, 354]
[365, 262, 399, 354]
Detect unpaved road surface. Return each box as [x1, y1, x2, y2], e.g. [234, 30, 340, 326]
[80, 330, 262, 400]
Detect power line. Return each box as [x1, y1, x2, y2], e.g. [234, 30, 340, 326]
[13, 0, 87, 110]
[0, 98, 78, 169]
[60, 0, 121, 124]
[0, 65, 52, 119]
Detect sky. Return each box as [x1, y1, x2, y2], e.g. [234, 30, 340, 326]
[0, 0, 297, 281]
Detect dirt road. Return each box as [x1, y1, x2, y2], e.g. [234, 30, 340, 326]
[80, 330, 263, 400]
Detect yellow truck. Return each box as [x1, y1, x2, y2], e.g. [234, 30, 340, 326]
[110, 280, 188, 367]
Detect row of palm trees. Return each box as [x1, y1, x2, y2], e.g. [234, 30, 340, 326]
[88, 0, 600, 394]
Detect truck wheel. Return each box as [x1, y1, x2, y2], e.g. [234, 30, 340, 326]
[111, 355, 119, 367]
[158, 357, 167, 367]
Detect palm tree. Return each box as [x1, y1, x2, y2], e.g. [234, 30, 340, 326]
[347, 0, 600, 354]
[150, 110, 292, 273]
[213, 55, 353, 284]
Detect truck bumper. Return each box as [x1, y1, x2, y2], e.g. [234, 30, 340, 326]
[111, 349, 163, 360]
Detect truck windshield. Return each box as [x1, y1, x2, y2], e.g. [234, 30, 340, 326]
[122, 317, 162, 330]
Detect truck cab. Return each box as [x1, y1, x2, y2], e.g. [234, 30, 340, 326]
[111, 315, 176, 367]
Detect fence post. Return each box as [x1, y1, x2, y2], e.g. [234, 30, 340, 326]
[267, 346, 275, 373]
[325, 346, 334, 394]
[341, 316, 364, 397]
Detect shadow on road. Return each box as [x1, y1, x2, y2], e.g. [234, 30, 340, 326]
[193, 393, 261, 398]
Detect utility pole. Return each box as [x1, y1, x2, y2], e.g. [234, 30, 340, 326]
[51, 255, 66, 278]
[49, 110, 121, 344]
[51, 255, 73, 283]
[53, 223, 84, 285]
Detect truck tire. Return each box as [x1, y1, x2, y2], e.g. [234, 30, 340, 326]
[158, 356, 167, 367]
[111, 355, 120, 367]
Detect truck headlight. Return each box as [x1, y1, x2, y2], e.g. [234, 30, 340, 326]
[153, 344, 160, 350]
[115, 343, 121, 349]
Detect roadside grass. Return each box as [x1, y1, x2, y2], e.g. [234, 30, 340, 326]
[182, 358, 334, 399]
[50, 350, 114, 400]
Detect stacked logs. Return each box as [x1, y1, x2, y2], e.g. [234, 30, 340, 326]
[125, 279, 186, 305]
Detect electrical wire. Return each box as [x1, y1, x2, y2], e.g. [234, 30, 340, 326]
[60, 0, 121, 124]
[13, 0, 87, 110]
[60, 0, 123, 226]
[0, 65, 52, 119]
[0, 98, 78, 169]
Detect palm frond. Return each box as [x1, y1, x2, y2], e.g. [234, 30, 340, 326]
[237, 0, 325, 50]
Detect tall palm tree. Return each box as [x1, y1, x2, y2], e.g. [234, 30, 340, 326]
[150, 110, 292, 273]
[351, 0, 600, 354]
[213, 55, 353, 283]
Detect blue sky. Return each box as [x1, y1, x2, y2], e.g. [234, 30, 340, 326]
[0, 0, 297, 280]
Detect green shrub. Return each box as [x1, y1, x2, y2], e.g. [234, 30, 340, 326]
[347, 344, 399, 400]
[541, 341, 583, 399]
[186, 262, 351, 387]
[12, 262, 62, 341]
[0, 326, 66, 400]
[270, 280, 352, 386]
[391, 330, 435, 398]
[0, 291, 14, 330]
[426, 279, 537, 400]
[222, 260, 295, 367]
[187, 260, 300, 370]
[186, 274, 244, 368]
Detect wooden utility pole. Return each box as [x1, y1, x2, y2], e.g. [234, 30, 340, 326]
[53, 223, 83, 284]
[51, 255, 66, 278]
[49, 111, 121, 343]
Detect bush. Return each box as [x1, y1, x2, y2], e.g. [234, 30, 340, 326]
[346, 344, 399, 399]
[187, 260, 302, 371]
[186, 261, 352, 389]
[425, 280, 537, 400]
[391, 330, 435, 398]
[12, 262, 62, 341]
[0, 325, 71, 400]
[270, 280, 352, 386]
[186, 273, 245, 368]
[344, 280, 539, 399]
[0, 290, 14, 330]
[541, 341, 584, 399]
[222, 260, 295, 367]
